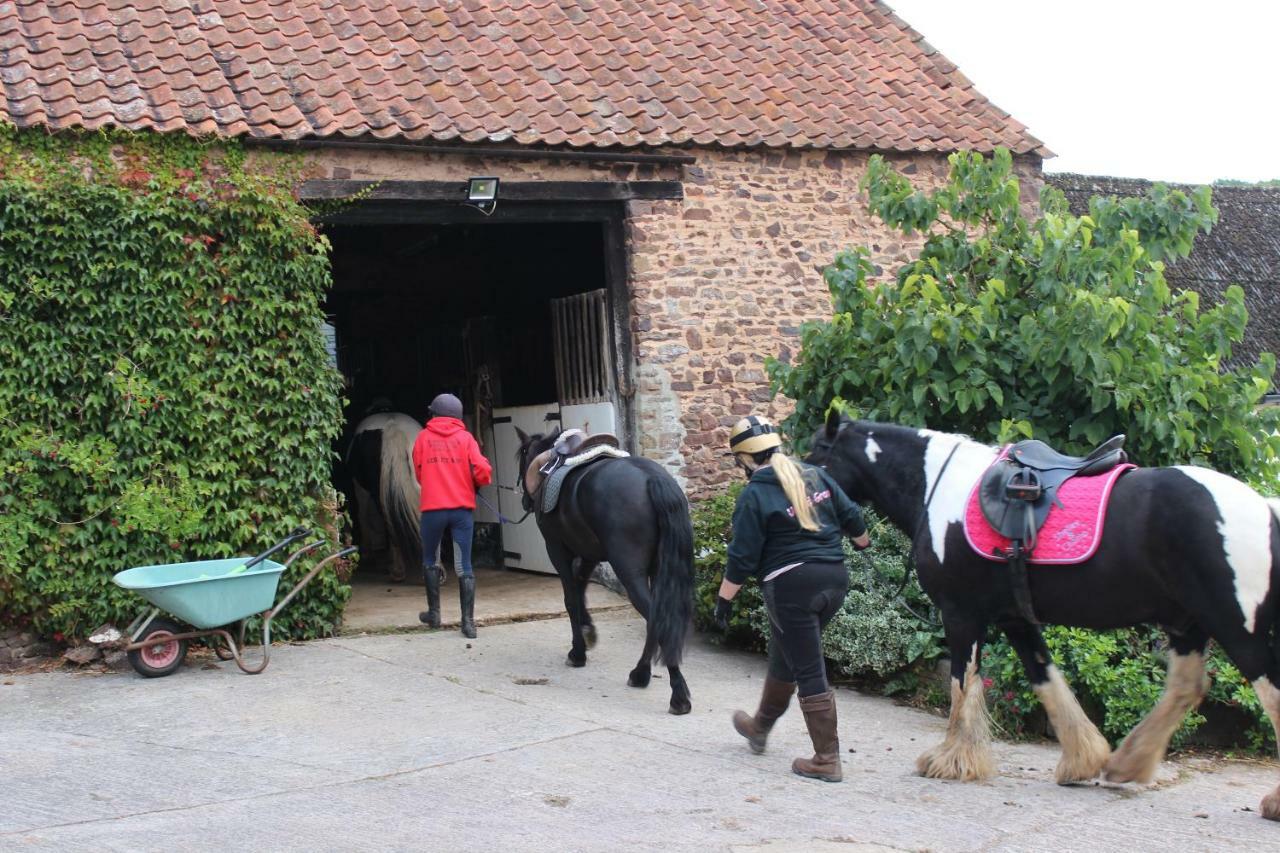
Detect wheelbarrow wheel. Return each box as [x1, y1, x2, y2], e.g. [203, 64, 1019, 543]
[127, 618, 189, 678]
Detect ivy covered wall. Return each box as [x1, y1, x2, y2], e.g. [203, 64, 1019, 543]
[0, 126, 349, 639]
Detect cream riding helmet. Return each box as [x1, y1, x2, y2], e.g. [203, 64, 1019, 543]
[728, 415, 782, 456]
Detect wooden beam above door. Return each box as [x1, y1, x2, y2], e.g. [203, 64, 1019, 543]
[300, 180, 684, 203]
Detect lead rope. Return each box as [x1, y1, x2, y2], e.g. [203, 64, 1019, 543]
[856, 442, 959, 627]
[476, 490, 531, 525]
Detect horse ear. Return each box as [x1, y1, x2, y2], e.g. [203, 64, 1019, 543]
[515, 426, 529, 445]
[824, 407, 841, 439]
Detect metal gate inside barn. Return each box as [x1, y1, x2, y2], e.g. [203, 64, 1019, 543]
[493, 289, 618, 574]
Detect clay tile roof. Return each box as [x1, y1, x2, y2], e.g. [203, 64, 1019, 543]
[0, 0, 1046, 155]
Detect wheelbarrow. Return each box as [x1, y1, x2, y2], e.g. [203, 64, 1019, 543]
[101, 527, 355, 678]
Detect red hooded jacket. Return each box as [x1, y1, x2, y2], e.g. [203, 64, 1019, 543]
[411, 417, 493, 511]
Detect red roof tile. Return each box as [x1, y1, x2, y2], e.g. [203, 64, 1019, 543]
[0, 0, 1046, 155]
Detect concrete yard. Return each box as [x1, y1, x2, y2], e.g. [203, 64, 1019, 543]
[3, 611, 1277, 852]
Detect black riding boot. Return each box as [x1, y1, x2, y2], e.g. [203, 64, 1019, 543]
[418, 565, 441, 628]
[459, 575, 476, 639]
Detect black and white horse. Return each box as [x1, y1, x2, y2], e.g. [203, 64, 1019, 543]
[808, 413, 1280, 819]
[347, 412, 422, 582]
[516, 429, 694, 715]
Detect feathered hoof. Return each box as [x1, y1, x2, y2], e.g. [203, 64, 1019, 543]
[583, 624, 598, 649]
[1102, 747, 1158, 785]
[916, 741, 996, 782]
[1056, 733, 1111, 785]
[1259, 788, 1280, 821]
[627, 666, 651, 688]
[668, 695, 692, 716]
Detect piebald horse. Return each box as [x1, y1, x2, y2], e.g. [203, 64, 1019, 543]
[347, 412, 422, 582]
[807, 413, 1280, 819]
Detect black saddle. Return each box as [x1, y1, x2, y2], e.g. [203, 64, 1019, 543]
[978, 434, 1127, 623]
[980, 435, 1127, 541]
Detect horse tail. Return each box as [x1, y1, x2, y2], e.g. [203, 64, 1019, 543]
[379, 422, 422, 567]
[646, 473, 694, 667]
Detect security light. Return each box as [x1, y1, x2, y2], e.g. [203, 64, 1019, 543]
[465, 176, 499, 215]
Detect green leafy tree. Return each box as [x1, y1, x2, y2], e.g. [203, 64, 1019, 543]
[0, 126, 349, 639]
[770, 148, 1280, 480]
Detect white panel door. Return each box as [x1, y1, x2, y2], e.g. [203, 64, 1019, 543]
[492, 404, 560, 574]
[559, 402, 616, 437]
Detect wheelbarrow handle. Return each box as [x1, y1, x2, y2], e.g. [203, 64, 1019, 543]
[266, 545, 359, 620]
[241, 526, 314, 571]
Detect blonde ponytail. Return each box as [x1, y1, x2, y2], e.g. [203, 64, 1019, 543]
[771, 453, 820, 531]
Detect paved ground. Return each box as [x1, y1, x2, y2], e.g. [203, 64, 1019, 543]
[340, 567, 630, 633]
[3, 611, 1277, 852]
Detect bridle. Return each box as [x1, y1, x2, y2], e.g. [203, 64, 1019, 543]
[818, 418, 952, 626]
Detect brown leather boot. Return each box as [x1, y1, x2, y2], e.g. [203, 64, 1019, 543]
[792, 690, 842, 782]
[732, 675, 796, 754]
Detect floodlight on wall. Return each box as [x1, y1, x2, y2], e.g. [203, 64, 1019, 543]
[465, 176, 500, 215]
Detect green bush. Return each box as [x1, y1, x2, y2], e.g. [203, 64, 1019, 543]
[770, 149, 1279, 476]
[693, 483, 944, 685]
[0, 126, 349, 640]
[985, 628, 1274, 751]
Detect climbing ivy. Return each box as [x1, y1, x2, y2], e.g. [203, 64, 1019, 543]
[0, 125, 349, 640]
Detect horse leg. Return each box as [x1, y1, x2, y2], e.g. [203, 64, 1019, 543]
[629, 621, 656, 689]
[547, 541, 589, 667]
[1003, 620, 1111, 784]
[917, 617, 995, 781]
[613, 559, 691, 714]
[574, 559, 598, 649]
[616, 565, 654, 690]
[1253, 675, 1280, 820]
[1101, 627, 1208, 784]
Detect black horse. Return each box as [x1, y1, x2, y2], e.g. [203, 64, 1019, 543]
[807, 413, 1280, 819]
[516, 428, 694, 715]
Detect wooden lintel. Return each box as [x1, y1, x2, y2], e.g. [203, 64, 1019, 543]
[300, 180, 684, 203]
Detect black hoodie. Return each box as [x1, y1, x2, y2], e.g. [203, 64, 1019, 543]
[724, 463, 866, 585]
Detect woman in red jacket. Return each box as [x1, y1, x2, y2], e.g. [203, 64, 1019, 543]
[412, 393, 493, 637]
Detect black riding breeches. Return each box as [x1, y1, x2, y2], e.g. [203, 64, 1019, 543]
[763, 561, 848, 697]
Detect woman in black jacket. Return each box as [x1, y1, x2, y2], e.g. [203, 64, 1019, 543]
[715, 415, 870, 782]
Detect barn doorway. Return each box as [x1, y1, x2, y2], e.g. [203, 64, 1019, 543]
[318, 194, 639, 630]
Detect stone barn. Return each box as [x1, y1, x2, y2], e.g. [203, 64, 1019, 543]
[0, 0, 1044, 579]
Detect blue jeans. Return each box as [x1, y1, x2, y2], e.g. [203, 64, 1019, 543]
[420, 509, 475, 577]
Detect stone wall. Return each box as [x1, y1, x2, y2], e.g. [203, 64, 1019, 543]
[297, 145, 1042, 497]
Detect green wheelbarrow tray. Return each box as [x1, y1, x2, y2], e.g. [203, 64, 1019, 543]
[113, 558, 288, 630]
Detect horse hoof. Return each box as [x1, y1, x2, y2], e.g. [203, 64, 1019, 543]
[565, 653, 586, 668]
[628, 668, 651, 688]
[1102, 751, 1156, 785]
[668, 698, 692, 716]
[583, 624, 598, 649]
[1261, 789, 1280, 821]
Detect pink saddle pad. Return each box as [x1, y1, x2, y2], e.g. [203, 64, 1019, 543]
[963, 451, 1135, 565]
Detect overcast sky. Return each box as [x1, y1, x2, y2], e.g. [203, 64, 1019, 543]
[882, 0, 1278, 184]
